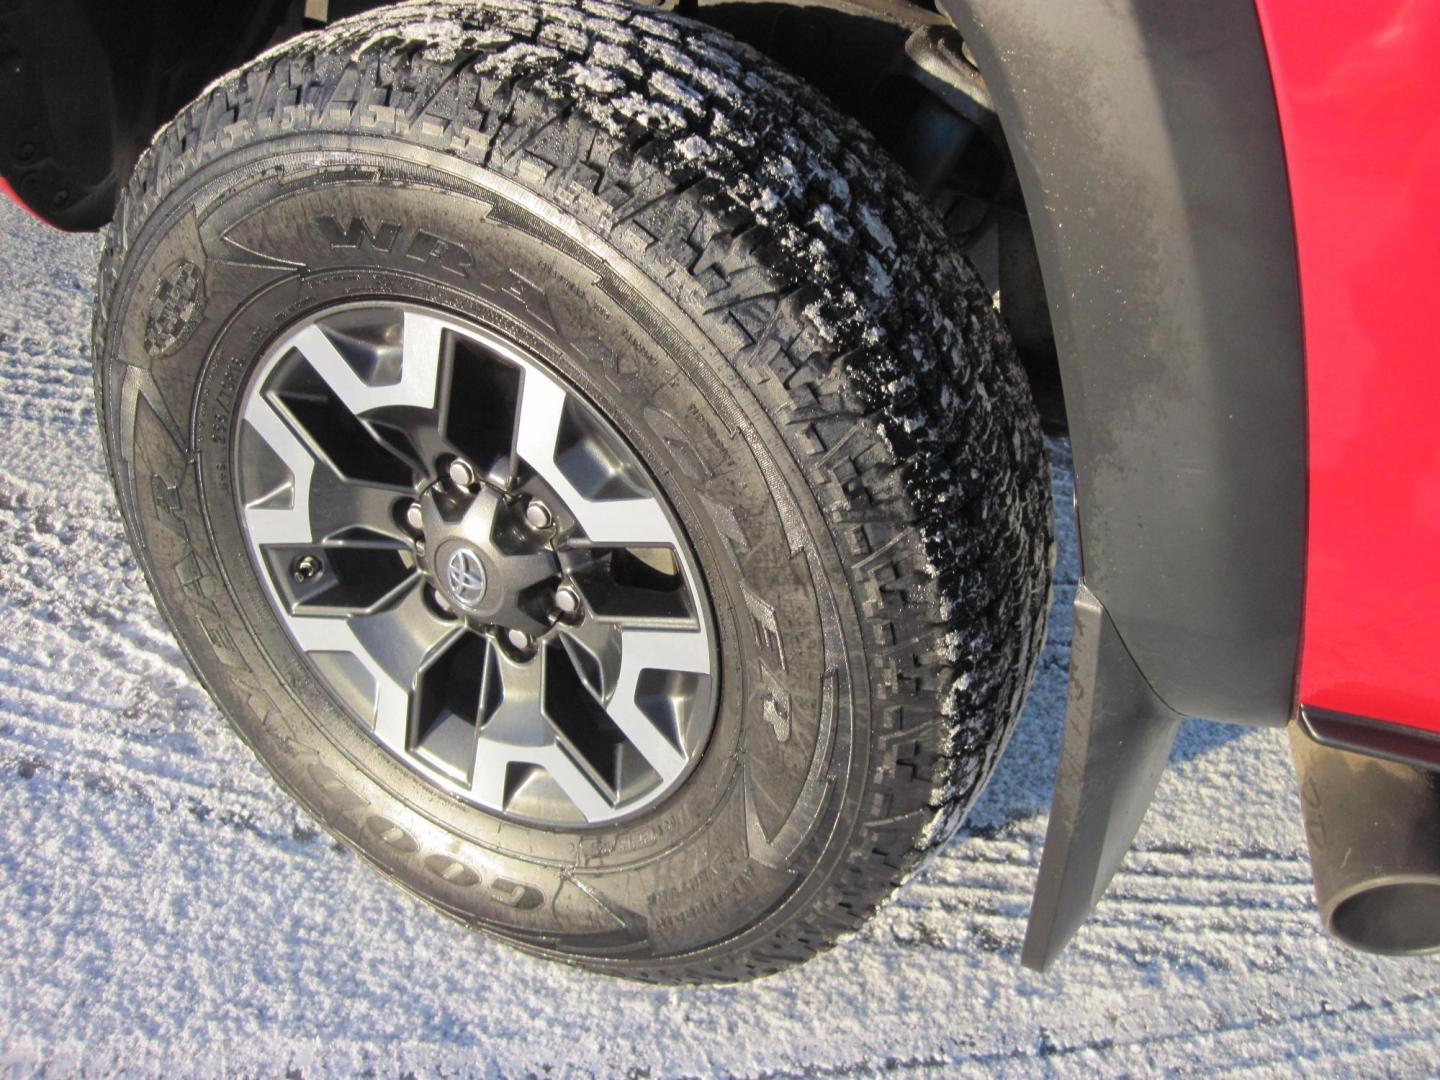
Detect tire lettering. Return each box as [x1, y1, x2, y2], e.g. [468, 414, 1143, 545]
[760, 669, 792, 743]
[150, 475, 184, 535]
[307, 763, 367, 811]
[365, 814, 420, 854]
[742, 586, 790, 743]
[403, 229, 475, 279]
[489, 877, 543, 910]
[314, 215, 474, 279]
[315, 214, 400, 252]
[424, 854, 481, 888]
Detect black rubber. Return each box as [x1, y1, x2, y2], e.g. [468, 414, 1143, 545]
[92, 0, 1051, 983]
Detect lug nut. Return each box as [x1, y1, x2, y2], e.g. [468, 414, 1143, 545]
[429, 586, 452, 613]
[447, 458, 477, 490]
[291, 555, 323, 583]
[506, 628, 533, 652]
[404, 501, 424, 533]
[554, 585, 581, 617]
[524, 500, 553, 530]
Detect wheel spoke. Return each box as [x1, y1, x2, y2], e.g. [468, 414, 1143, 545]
[469, 645, 615, 821]
[475, 644, 547, 746]
[291, 310, 448, 417]
[602, 628, 710, 782]
[292, 309, 459, 478]
[307, 466, 411, 544]
[526, 744, 617, 822]
[241, 367, 413, 548]
[513, 370, 675, 547]
[554, 616, 624, 702]
[289, 578, 460, 752]
[563, 549, 698, 628]
[469, 743, 615, 823]
[241, 394, 317, 547]
[500, 549, 563, 587]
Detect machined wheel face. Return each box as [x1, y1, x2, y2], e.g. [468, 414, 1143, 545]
[235, 303, 717, 827]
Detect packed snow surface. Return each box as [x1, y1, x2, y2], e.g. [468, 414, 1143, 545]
[1, 198, 1438, 1076]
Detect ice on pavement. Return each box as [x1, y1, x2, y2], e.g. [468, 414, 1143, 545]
[1, 197, 1437, 1076]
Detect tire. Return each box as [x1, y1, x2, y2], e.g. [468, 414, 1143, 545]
[92, 0, 1052, 983]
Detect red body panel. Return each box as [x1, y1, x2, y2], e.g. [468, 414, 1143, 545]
[1257, 1, 1440, 735]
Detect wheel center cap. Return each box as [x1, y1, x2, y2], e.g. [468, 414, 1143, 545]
[417, 482, 559, 636]
[444, 545, 489, 609]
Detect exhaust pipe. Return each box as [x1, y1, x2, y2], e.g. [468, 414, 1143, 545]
[1289, 725, 1440, 956]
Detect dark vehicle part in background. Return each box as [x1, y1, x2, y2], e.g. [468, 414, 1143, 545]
[939, 0, 1309, 970]
[0, 0, 297, 229]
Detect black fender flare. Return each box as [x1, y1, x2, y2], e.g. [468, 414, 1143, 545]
[939, 0, 1306, 725]
[935, 0, 1307, 966]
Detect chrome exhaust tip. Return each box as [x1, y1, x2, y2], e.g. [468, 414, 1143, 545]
[1289, 725, 1440, 956]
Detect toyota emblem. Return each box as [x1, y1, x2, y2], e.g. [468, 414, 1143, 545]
[445, 546, 489, 608]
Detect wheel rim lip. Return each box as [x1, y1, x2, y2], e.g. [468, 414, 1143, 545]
[232, 298, 720, 828]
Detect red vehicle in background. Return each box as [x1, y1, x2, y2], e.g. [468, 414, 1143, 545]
[2, 0, 1437, 980]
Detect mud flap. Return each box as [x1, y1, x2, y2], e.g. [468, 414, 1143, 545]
[1022, 583, 1182, 971]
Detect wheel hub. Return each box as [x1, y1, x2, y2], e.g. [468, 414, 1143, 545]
[412, 479, 559, 640]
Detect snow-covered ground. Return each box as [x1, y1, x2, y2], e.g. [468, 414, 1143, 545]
[0, 195, 1436, 1077]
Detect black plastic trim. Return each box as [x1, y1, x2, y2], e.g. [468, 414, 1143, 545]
[938, 0, 1307, 726]
[1299, 707, 1440, 775]
[1022, 585, 1182, 972]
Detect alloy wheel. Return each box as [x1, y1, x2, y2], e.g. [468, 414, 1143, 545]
[235, 304, 717, 826]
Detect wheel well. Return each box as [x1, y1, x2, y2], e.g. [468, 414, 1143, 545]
[0, 0, 302, 229]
